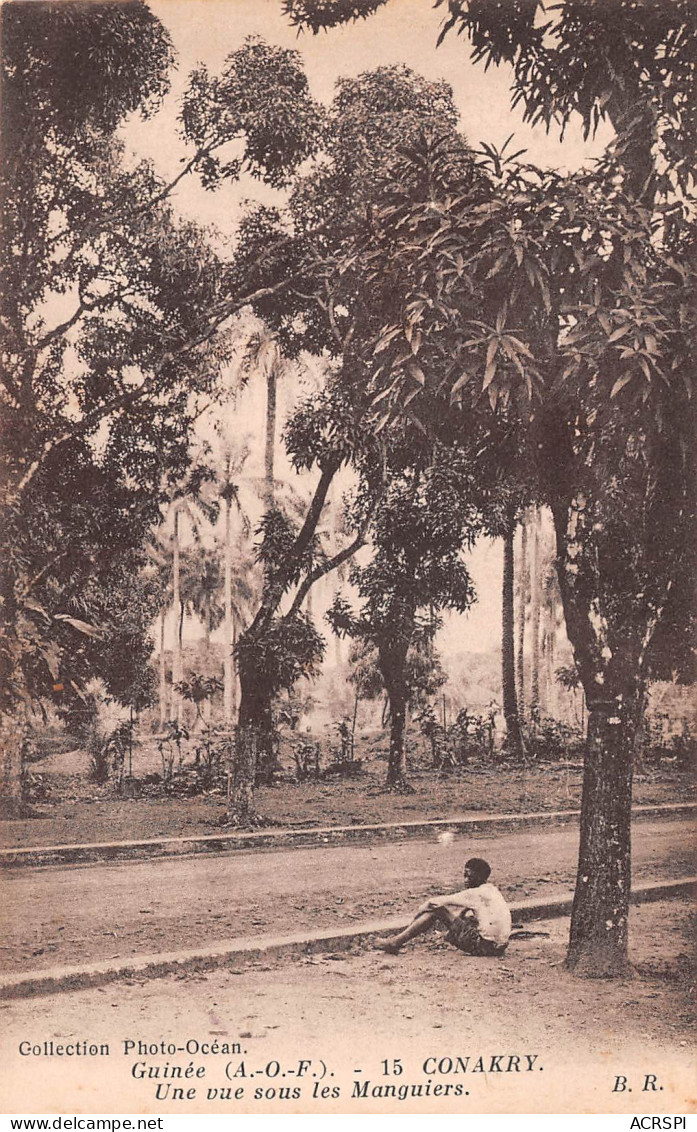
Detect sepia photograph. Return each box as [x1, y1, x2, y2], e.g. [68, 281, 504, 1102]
[0, 0, 695, 1117]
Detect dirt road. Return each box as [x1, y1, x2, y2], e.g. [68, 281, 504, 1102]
[0, 900, 693, 1114]
[1, 817, 693, 974]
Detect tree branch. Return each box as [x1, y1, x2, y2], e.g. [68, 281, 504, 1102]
[9, 277, 293, 503]
[36, 288, 126, 350]
[286, 502, 375, 619]
[43, 143, 219, 260]
[249, 458, 341, 633]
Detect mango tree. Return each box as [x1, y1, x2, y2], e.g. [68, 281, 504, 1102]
[0, 7, 326, 814]
[328, 437, 479, 788]
[285, 0, 696, 977]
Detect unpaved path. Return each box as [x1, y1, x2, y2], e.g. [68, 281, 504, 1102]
[0, 900, 693, 1114]
[1, 817, 693, 974]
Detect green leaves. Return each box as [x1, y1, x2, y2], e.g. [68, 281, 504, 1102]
[283, 0, 389, 34]
[236, 612, 325, 694]
[181, 38, 326, 190]
[2, 1, 175, 142]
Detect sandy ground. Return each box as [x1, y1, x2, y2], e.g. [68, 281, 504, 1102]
[0, 900, 693, 1116]
[1, 817, 693, 974]
[7, 743, 694, 849]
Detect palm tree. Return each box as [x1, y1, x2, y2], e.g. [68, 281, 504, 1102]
[181, 546, 225, 651]
[241, 324, 291, 512]
[484, 490, 526, 759]
[145, 538, 173, 728]
[516, 513, 528, 719]
[528, 507, 542, 719]
[180, 545, 225, 725]
[212, 437, 254, 727]
[160, 461, 219, 726]
[500, 499, 525, 758]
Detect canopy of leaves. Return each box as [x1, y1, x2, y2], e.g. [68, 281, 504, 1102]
[348, 636, 447, 708]
[284, 0, 696, 198]
[1, 0, 174, 142]
[180, 547, 225, 635]
[0, 7, 210, 715]
[235, 613, 325, 697]
[0, 9, 337, 720]
[325, 129, 695, 686]
[436, 0, 696, 192]
[180, 37, 326, 189]
[234, 66, 476, 364]
[283, 0, 387, 34]
[0, 462, 164, 714]
[328, 441, 480, 643]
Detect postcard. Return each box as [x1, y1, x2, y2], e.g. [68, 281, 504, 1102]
[1, 0, 694, 1117]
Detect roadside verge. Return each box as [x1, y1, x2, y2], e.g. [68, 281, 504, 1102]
[2, 876, 694, 1001]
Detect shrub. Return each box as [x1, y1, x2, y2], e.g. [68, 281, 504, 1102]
[523, 716, 585, 762]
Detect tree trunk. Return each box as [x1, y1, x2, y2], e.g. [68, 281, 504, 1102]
[350, 690, 359, 760]
[0, 712, 25, 817]
[566, 694, 637, 977]
[231, 615, 238, 719]
[171, 507, 182, 725]
[178, 599, 185, 725]
[203, 610, 212, 729]
[158, 609, 167, 729]
[228, 647, 275, 822]
[229, 727, 257, 827]
[516, 518, 527, 718]
[250, 683, 277, 787]
[223, 497, 234, 727]
[305, 584, 313, 624]
[386, 687, 408, 786]
[264, 364, 277, 511]
[379, 635, 411, 788]
[529, 508, 541, 718]
[227, 677, 263, 826]
[550, 490, 648, 977]
[502, 508, 525, 758]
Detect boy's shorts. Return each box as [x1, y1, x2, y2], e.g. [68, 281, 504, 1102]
[446, 914, 508, 957]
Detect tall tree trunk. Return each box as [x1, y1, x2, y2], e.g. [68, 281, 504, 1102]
[0, 711, 25, 817]
[178, 599, 185, 725]
[379, 634, 411, 789]
[516, 517, 527, 718]
[350, 690, 359, 760]
[502, 506, 525, 758]
[223, 497, 234, 728]
[529, 508, 541, 718]
[203, 605, 212, 729]
[566, 691, 639, 976]
[231, 614, 238, 719]
[387, 688, 408, 786]
[550, 487, 657, 977]
[305, 584, 313, 623]
[543, 596, 557, 718]
[264, 364, 277, 511]
[539, 605, 549, 717]
[171, 507, 182, 725]
[229, 729, 257, 827]
[158, 609, 167, 729]
[226, 456, 343, 821]
[244, 652, 277, 787]
[228, 654, 275, 822]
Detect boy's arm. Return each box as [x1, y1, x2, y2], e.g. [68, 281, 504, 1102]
[417, 891, 471, 914]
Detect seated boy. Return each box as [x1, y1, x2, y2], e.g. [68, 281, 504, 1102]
[374, 857, 511, 957]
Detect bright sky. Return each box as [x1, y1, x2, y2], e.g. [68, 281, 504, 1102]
[124, 0, 613, 657]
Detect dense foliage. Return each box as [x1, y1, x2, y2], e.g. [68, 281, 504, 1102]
[0, 8, 326, 730]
